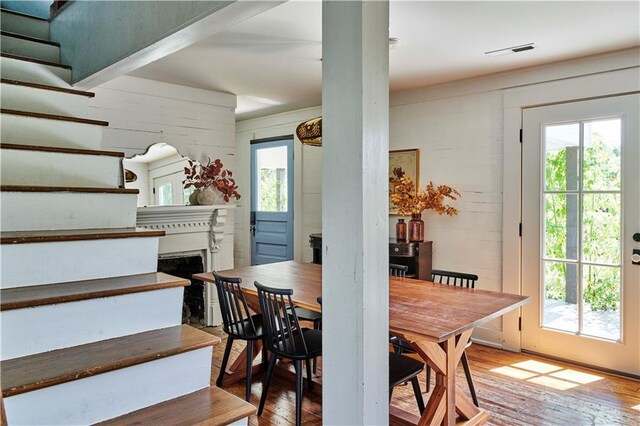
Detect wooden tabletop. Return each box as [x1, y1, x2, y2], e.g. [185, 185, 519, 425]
[195, 261, 529, 343]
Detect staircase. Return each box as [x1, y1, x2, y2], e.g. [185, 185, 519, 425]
[0, 8, 254, 425]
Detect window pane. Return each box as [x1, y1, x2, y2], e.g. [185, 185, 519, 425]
[583, 119, 621, 191]
[158, 183, 173, 206]
[582, 265, 620, 341]
[582, 193, 621, 265]
[544, 123, 579, 191]
[544, 193, 578, 261]
[257, 146, 288, 212]
[542, 261, 579, 333]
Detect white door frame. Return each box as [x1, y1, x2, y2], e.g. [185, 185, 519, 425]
[501, 67, 640, 352]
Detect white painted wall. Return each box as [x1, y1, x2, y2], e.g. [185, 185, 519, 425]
[235, 48, 640, 346]
[89, 75, 238, 266]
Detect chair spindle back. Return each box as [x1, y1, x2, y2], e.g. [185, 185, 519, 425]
[255, 281, 308, 357]
[431, 269, 478, 289]
[213, 272, 256, 337]
[390, 263, 409, 278]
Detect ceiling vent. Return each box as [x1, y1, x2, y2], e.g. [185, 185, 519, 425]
[485, 43, 535, 57]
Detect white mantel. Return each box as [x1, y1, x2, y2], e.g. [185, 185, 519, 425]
[136, 205, 234, 326]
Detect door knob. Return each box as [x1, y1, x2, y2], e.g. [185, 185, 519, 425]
[632, 249, 640, 265]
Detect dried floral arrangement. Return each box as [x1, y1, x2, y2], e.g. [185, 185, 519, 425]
[389, 167, 460, 216]
[183, 158, 241, 202]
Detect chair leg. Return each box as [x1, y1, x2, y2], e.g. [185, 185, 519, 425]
[461, 351, 479, 407]
[294, 360, 303, 426]
[426, 365, 431, 392]
[410, 377, 425, 414]
[258, 354, 278, 416]
[389, 386, 394, 403]
[245, 340, 254, 402]
[216, 336, 234, 387]
[313, 318, 321, 375]
[305, 358, 313, 391]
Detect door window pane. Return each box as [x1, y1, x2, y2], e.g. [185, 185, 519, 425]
[544, 193, 579, 260]
[582, 193, 621, 265]
[257, 146, 288, 212]
[583, 119, 621, 191]
[582, 265, 621, 340]
[157, 183, 173, 206]
[544, 123, 579, 191]
[543, 261, 579, 333]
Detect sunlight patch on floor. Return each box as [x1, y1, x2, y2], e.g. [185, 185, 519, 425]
[490, 358, 603, 391]
[632, 404, 640, 412]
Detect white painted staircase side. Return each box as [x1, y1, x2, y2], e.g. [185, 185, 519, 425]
[0, 8, 248, 424]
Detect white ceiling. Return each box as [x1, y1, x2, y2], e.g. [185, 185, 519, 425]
[129, 1, 640, 121]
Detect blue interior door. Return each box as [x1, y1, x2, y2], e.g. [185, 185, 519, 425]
[250, 138, 294, 265]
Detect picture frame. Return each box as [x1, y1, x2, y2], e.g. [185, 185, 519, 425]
[389, 148, 420, 215]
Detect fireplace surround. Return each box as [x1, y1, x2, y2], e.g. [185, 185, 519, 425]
[135, 205, 233, 326]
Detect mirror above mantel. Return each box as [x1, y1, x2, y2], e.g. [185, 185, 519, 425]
[123, 143, 196, 207]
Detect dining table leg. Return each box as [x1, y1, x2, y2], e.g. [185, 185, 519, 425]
[405, 329, 488, 426]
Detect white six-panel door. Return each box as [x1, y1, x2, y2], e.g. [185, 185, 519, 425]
[521, 94, 639, 375]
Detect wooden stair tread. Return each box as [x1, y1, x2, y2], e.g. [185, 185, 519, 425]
[1, 109, 108, 126]
[0, 52, 70, 69]
[0, 143, 123, 157]
[97, 386, 256, 426]
[0, 30, 59, 47]
[1, 272, 190, 311]
[0, 8, 49, 21]
[1, 228, 165, 245]
[1, 325, 220, 397]
[1, 185, 137, 194]
[1, 79, 95, 97]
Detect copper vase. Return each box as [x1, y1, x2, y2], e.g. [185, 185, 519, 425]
[395, 218, 407, 242]
[408, 213, 424, 242]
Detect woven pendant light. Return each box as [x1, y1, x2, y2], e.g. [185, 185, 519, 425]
[296, 116, 322, 147]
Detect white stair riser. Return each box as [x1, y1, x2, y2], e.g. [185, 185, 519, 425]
[1, 113, 102, 150]
[1, 148, 122, 188]
[1, 288, 183, 360]
[1, 237, 159, 288]
[0, 56, 71, 87]
[3, 347, 212, 425]
[1, 82, 89, 116]
[1, 34, 59, 63]
[1, 192, 137, 232]
[0, 11, 50, 40]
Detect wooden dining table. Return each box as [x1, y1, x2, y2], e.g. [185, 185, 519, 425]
[194, 261, 530, 426]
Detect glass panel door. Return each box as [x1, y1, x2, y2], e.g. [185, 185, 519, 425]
[522, 94, 639, 376]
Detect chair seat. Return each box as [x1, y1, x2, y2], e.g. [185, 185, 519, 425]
[274, 328, 322, 359]
[227, 314, 264, 340]
[290, 306, 322, 322]
[389, 352, 424, 388]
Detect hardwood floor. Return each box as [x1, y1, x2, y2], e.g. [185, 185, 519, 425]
[200, 326, 640, 425]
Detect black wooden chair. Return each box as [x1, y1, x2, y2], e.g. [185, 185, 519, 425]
[212, 272, 265, 402]
[391, 269, 480, 407]
[390, 263, 409, 277]
[255, 282, 322, 426]
[289, 302, 322, 374]
[316, 297, 425, 413]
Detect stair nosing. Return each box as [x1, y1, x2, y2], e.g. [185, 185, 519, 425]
[1, 109, 109, 126]
[0, 52, 70, 69]
[0, 8, 49, 22]
[0, 30, 59, 47]
[96, 387, 256, 426]
[1, 272, 190, 311]
[0, 143, 124, 158]
[1, 185, 137, 194]
[1, 79, 95, 97]
[1, 325, 219, 398]
[1, 228, 165, 245]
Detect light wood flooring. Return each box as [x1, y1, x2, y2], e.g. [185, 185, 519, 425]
[200, 326, 640, 426]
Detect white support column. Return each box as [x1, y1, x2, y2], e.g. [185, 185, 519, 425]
[322, 1, 390, 424]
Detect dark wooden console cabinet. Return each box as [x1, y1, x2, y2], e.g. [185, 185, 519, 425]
[309, 233, 433, 281]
